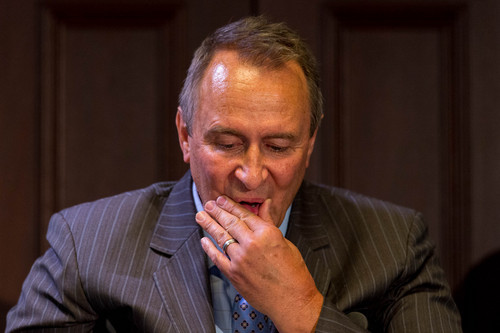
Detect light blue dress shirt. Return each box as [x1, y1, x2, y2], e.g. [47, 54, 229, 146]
[192, 182, 290, 333]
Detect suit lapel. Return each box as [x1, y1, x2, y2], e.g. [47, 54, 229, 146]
[287, 183, 333, 295]
[150, 172, 215, 333]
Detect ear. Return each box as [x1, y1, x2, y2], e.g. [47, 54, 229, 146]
[176, 107, 191, 163]
[305, 127, 319, 169]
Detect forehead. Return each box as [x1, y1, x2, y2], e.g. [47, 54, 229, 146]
[203, 50, 307, 89]
[197, 50, 310, 120]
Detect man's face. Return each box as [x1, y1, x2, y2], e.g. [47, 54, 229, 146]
[177, 50, 317, 226]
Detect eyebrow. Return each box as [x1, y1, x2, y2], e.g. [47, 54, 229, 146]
[205, 126, 241, 138]
[205, 125, 297, 141]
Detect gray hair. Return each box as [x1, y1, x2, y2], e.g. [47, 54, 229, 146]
[178, 16, 323, 137]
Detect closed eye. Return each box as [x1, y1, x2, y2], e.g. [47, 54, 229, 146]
[267, 144, 290, 153]
[217, 142, 237, 150]
[213, 137, 244, 152]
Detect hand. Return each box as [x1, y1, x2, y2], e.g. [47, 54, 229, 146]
[195, 196, 324, 333]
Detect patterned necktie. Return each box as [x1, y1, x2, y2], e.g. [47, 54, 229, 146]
[232, 293, 273, 333]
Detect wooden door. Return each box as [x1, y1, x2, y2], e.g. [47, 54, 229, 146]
[260, 0, 470, 291]
[0, 0, 254, 327]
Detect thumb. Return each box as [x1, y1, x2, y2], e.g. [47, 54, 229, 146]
[258, 198, 274, 225]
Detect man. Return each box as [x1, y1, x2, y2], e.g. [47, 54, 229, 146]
[7, 16, 462, 332]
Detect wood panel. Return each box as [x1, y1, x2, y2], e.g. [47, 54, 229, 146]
[39, 2, 189, 250]
[1, 1, 254, 328]
[320, 4, 469, 289]
[0, 1, 38, 329]
[469, 0, 500, 263]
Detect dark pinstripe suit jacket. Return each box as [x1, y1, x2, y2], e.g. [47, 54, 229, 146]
[7, 171, 462, 332]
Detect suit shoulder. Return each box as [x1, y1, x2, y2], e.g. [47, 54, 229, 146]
[62, 181, 175, 209]
[294, 182, 430, 262]
[298, 181, 419, 220]
[55, 181, 177, 226]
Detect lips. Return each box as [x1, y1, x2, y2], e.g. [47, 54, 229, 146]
[239, 201, 261, 215]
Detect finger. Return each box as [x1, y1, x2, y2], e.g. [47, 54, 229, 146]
[195, 210, 233, 249]
[216, 196, 275, 230]
[203, 200, 251, 240]
[196, 211, 239, 259]
[215, 196, 254, 221]
[200, 237, 231, 272]
[258, 198, 273, 224]
[222, 238, 238, 254]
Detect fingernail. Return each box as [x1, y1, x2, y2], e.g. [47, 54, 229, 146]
[195, 212, 205, 222]
[200, 237, 210, 248]
[216, 196, 226, 206]
[205, 200, 215, 211]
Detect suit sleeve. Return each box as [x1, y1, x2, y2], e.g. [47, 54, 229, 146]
[314, 213, 462, 332]
[6, 212, 99, 332]
[314, 306, 369, 332]
[381, 213, 462, 332]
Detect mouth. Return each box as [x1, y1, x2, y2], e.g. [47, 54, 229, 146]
[239, 201, 262, 215]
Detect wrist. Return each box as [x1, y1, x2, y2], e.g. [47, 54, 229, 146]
[272, 291, 324, 333]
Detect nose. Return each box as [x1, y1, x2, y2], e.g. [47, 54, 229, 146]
[234, 145, 269, 190]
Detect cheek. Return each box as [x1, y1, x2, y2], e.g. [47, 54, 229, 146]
[193, 149, 234, 187]
[271, 157, 308, 187]
[267, 160, 306, 224]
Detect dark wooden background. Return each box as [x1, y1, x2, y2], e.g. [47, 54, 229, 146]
[2, 0, 499, 330]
